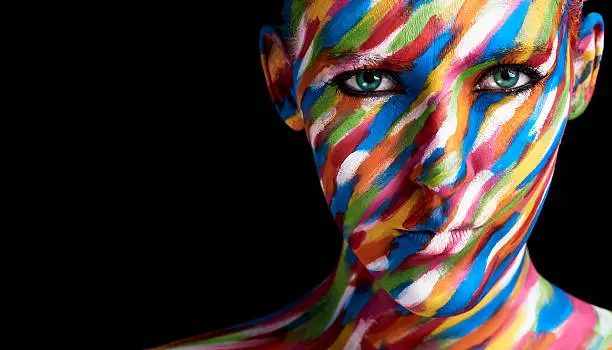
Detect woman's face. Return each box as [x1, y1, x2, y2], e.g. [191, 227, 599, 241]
[264, 0, 602, 317]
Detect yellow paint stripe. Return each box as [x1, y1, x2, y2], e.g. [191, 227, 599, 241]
[309, 0, 334, 22]
[515, 0, 548, 61]
[499, 110, 562, 200]
[383, 190, 423, 228]
[328, 323, 355, 350]
[486, 307, 526, 349]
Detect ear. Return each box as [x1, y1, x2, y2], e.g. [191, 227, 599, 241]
[569, 12, 605, 120]
[259, 25, 304, 131]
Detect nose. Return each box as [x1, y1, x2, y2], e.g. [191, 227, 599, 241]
[406, 95, 475, 199]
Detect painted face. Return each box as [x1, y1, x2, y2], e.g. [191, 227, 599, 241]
[260, 0, 604, 317]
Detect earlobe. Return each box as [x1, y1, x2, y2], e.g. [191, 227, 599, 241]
[569, 13, 604, 120]
[259, 25, 304, 131]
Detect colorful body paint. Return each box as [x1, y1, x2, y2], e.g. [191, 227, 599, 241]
[156, 0, 608, 348]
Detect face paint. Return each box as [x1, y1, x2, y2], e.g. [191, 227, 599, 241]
[155, 1, 609, 349]
[286, 0, 574, 317]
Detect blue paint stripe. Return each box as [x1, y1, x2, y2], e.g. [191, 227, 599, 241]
[357, 94, 414, 151]
[343, 285, 372, 325]
[517, 118, 565, 189]
[535, 283, 573, 333]
[301, 85, 328, 116]
[480, 0, 531, 62]
[331, 179, 355, 217]
[437, 213, 521, 315]
[437, 251, 524, 337]
[387, 233, 431, 271]
[320, 0, 372, 48]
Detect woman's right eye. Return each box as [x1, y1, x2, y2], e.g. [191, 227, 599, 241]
[332, 69, 404, 97]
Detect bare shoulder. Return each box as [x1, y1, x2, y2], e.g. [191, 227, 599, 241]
[584, 304, 612, 350]
[151, 313, 302, 349]
[547, 287, 612, 350]
[150, 277, 336, 349]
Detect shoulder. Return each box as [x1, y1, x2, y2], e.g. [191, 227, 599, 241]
[151, 313, 303, 349]
[581, 304, 612, 350]
[536, 282, 612, 350]
[150, 276, 336, 349]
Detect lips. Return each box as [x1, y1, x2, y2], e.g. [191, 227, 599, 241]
[404, 228, 476, 256]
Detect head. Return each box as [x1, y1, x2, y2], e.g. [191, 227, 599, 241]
[260, 0, 604, 317]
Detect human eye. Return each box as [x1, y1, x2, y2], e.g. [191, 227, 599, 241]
[330, 69, 404, 97]
[474, 64, 544, 95]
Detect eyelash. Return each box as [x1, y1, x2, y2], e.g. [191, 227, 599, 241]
[328, 64, 546, 97]
[474, 64, 546, 96]
[327, 68, 404, 98]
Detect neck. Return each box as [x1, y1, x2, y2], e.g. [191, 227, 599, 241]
[286, 239, 543, 348]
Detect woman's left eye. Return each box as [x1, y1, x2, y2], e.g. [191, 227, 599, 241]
[475, 65, 542, 93]
[332, 70, 403, 97]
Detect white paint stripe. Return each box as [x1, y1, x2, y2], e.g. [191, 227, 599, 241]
[327, 284, 356, 330]
[448, 170, 495, 230]
[293, 16, 308, 60]
[344, 318, 376, 350]
[390, 94, 434, 136]
[454, 0, 509, 60]
[528, 87, 558, 139]
[486, 213, 526, 268]
[310, 108, 336, 142]
[495, 245, 526, 292]
[398, 266, 446, 307]
[473, 93, 530, 151]
[297, 41, 314, 79]
[537, 34, 559, 74]
[593, 306, 612, 340]
[367, 256, 389, 272]
[337, 150, 370, 186]
[368, 20, 412, 58]
[472, 189, 503, 229]
[420, 102, 457, 164]
[514, 276, 541, 341]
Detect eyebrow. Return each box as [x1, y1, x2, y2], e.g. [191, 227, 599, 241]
[327, 52, 416, 72]
[326, 43, 552, 72]
[478, 43, 553, 63]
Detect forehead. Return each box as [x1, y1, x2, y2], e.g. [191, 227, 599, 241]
[286, 0, 567, 63]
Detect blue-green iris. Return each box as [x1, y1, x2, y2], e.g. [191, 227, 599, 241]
[356, 71, 382, 91]
[493, 69, 520, 88]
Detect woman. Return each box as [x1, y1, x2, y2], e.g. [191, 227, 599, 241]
[158, 0, 609, 348]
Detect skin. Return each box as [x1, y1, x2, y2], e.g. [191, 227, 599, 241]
[155, 0, 609, 348]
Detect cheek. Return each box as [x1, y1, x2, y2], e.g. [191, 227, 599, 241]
[470, 89, 568, 233]
[304, 88, 407, 197]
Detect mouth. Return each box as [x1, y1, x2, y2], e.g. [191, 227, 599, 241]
[403, 228, 476, 256]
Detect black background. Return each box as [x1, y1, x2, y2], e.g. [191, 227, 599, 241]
[93, 1, 610, 348]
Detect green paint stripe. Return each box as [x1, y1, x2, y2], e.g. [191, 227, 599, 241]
[331, 17, 376, 55]
[374, 265, 428, 292]
[310, 86, 339, 122]
[419, 150, 461, 188]
[471, 184, 531, 229]
[184, 331, 247, 346]
[393, 104, 436, 149]
[290, 0, 307, 35]
[328, 109, 367, 145]
[344, 185, 382, 232]
[534, 0, 558, 49]
[289, 244, 352, 339]
[387, 0, 446, 53]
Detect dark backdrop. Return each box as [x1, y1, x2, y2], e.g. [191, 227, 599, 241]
[103, 1, 610, 348]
